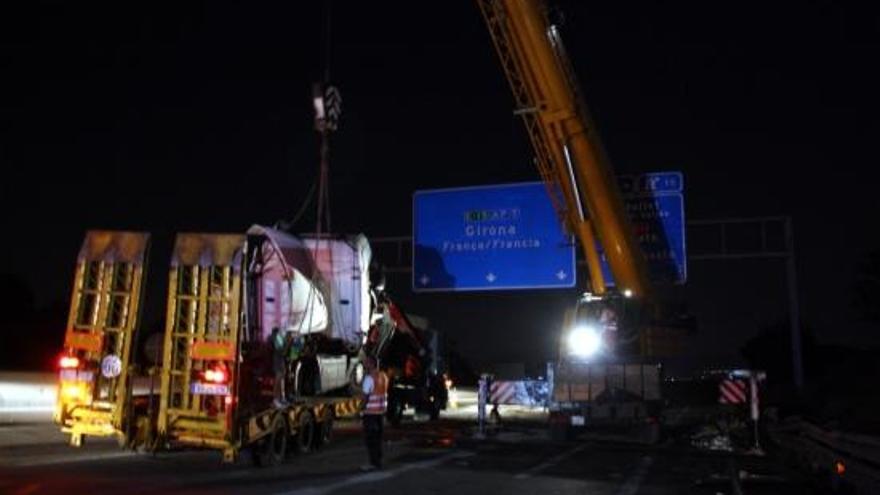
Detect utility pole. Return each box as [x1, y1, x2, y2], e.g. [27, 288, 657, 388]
[785, 218, 804, 392]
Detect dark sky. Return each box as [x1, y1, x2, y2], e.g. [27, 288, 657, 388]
[2, 1, 879, 372]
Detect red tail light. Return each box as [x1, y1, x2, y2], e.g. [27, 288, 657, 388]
[59, 355, 80, 369]
[204, 367, 228, 384]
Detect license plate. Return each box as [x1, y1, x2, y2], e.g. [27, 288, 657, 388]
[60, 370, 94, 382]
[571, 415, 585, 426]
[191, 382, 229, 396]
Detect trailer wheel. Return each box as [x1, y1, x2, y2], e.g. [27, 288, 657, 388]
[267, 413, 289, 465]
[254, 413, 288, 467]
[313, 409, 334, 449]
[294, 410, 315, 454]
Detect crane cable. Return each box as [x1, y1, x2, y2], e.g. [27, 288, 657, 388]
[278, 0, 334, 234]
[314, 0, 334, 239]
[306, 0, 357, 352]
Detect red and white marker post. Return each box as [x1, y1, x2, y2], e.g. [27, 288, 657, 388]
[727, 369, 767, 454]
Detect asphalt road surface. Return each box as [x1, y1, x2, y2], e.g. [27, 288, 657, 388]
[0, 411, 815, 495]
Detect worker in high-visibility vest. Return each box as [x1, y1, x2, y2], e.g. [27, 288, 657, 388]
[360, 355, 388, 471]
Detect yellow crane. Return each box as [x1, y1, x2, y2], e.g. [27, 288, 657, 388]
[478, 0, 651, 329]
[478, 0, 669, 439]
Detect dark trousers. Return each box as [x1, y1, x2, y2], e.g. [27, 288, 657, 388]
[274, 369, 286, 401]
[362, 414, 384, 467]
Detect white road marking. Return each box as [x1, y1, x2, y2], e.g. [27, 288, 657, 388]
[616, 455, 653, 495]
[514, 444, 588, 479]
[275, 450, 473, 495]
[185, 445, 369, 483]
[9, 451, 135, 467]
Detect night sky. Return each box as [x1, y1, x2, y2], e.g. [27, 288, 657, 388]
[2, 1, 878, 373]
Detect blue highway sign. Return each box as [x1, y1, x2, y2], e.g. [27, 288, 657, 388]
[602, 172, 687, 285]
[618, 171, 684, 195]
[412, 182, 576, 292]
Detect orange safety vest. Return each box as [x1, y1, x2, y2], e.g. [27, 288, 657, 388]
[364, 371, 388, 415]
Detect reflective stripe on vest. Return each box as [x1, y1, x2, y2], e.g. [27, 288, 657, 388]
[364, 371, 388, 415]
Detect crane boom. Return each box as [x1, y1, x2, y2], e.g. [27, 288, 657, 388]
[477, 0, 651, 299]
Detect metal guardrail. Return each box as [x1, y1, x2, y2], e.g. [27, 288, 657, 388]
[770, 418, 880, 494]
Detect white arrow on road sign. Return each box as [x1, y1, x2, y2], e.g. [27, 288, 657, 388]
[419, 274, 430, 286]
[486, 273, 497, 283]
[556, 270, 568, 280]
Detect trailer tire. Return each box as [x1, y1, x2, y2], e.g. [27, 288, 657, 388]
[294, 410, 315, 454]
[314, 409, 334, 449]
[255, 413, 288, 467]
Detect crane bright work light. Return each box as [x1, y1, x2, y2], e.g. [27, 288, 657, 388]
[567, 325, 602, 358]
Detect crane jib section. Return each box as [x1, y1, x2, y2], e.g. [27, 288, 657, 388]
[477, 0, 650, 298]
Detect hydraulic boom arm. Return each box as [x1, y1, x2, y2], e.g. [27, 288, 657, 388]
[477, 0, 651, 299]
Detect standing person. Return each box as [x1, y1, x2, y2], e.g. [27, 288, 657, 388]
[271, 327, 287, 407]
[360, 355, 388, 471]
[286, 333, 303, 395]
[598, 305, 619, 351]
[287, 333, 303, 367]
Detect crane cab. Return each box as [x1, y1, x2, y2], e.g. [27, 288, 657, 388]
[559, 292, 644, 364]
